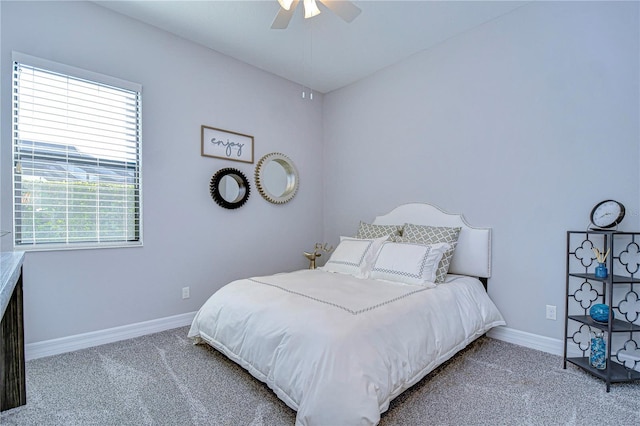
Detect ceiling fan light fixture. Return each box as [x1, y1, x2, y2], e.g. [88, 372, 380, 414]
[278, 0, 295, 11]
[272, 0, 360, 29]
[303, 0, 321, 19]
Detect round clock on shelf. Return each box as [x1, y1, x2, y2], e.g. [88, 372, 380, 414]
[590, 199, 625, 229]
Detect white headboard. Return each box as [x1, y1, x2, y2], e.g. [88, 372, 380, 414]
[372, 203, 492, 279]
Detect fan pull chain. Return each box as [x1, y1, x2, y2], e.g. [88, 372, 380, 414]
[302, 18, 315, 101]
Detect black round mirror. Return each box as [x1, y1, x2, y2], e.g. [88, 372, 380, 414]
[209, 168, 250, 209]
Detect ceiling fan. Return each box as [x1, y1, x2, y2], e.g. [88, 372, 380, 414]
[271, 0, 362, 29]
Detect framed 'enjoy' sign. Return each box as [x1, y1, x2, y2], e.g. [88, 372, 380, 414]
[201, 125, 254, 164]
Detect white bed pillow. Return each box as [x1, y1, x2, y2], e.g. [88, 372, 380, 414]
[321, 236, 388, 278]
[369, 241, 450, 286]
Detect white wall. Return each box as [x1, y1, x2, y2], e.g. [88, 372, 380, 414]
[1, 1, 324, 343]
[2, 0, 638, 350]
[323, 1, 639, 340]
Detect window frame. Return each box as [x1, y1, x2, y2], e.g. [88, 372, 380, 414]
[11, 52, 143, 251]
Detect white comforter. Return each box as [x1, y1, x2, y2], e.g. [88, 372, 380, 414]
[188, 269, 505, 426]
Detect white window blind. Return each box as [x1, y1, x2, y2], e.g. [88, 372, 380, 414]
[12, 53, 142, 250]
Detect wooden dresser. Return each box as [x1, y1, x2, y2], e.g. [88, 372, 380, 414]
[0, 251, 26, 412]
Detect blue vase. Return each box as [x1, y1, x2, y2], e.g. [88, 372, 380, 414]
[595, 262, 608, 278]
[590, 331, 606, 370]
[589, 303, 612, 323]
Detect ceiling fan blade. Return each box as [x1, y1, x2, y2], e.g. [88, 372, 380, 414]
[320, 0, 361, 23]
[271, 0, 300, 29]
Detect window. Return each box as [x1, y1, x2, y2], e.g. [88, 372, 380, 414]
[12, 53, 142, 250]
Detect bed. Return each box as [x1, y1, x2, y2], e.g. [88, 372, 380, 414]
[188, 203, 505, 425]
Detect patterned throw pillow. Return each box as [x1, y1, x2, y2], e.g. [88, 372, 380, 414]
[355, 222, 403, 239]
[398, 224, 461, 283]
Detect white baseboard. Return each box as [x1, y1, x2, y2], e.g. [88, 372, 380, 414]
[27, 317, 558, 361]
[488, 326, 564, 356]
[25, 311, 197, 361]
[488, 326, 640, 371]
[26, 319, 637, 370]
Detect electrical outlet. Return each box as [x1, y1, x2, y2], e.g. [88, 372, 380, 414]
[546, 305, 556, 320]
[182, 286, 190, 299]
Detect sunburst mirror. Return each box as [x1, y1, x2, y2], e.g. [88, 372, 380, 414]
[209, 168, 250, 209]
[254, 152, 299, 204]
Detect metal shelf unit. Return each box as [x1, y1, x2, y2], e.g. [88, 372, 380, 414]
[564, 230, 640, 392]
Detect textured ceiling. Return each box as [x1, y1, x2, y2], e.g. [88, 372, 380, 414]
[94, 0, 529, 93]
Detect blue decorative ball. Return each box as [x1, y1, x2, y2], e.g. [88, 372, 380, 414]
[589, 304, 612, 323]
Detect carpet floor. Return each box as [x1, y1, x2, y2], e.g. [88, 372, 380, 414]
[1, 326, 639, 425]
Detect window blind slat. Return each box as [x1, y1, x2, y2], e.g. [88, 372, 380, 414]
[12, 56, 142, 250]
